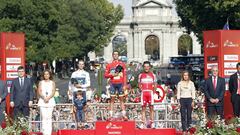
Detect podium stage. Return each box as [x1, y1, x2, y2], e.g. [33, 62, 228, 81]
[57, 121, 176, 135]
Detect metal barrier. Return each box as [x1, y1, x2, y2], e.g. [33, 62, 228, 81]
[29, 102, 200, 132]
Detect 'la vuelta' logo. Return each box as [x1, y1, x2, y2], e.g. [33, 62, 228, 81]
[206, 41, 218, 48]
[106, 122, 123, 129]
[5, 43, 21, 51]
[224, 40, 240, 47]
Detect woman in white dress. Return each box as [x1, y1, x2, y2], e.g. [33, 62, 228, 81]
[38, 70, 56, 135]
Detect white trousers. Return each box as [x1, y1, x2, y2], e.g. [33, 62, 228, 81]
[40, 107, 54, 135]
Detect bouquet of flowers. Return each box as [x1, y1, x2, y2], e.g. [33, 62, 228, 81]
[189, 105, 240, 135]
[0, 112, 30, 135]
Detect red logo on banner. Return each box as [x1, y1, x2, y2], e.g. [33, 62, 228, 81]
[5, 42, 21, 51]
[96, 121, 135, 135]
[206, 41, 218, 48]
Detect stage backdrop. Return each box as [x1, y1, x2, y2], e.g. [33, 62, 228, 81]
[0, 32, 25, 114]
[203, 30, 240, 118]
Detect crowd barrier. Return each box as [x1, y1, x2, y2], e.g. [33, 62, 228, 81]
[29, 102, 203, 132]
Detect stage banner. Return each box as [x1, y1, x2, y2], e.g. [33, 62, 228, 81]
[203, 30, 240, 118]
[0, 32, 25, 114]
[95, 121, 135, 135]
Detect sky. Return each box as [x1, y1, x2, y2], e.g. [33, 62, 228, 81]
[111, 0, 132, 17]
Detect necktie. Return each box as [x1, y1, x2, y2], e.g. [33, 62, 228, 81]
[20, 78, 24, 88]
[237, 78, 240, 94]
[213, 77, 216, 90]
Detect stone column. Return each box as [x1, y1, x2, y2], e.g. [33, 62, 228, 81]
[127, 30, 134, 61]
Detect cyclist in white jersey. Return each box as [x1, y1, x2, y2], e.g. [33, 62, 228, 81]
[69, 60, 90, 102]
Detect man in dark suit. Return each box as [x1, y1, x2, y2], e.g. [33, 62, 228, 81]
[0, 80, 7, 124]
[229, 62, 240, 117]
[10, 66, 34, 118]
[204, 66, 226, 119]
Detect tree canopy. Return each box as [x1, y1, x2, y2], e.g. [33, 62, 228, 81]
[0, 0, 124, 62]
[174, 0, 240, 43]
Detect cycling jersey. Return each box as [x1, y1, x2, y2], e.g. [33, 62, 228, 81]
[69, 70, 90, 92]
[138, 72, 156, 106]
[104, 60, 126, 85]
[138, 72, 156, 91]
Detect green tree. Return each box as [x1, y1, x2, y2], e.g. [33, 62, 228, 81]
[66, 0, 124, 57]
[174, 0, 240, 44]
[0, 0, 123, 62]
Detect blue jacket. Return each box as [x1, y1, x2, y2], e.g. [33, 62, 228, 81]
[74, 98, 86, 110]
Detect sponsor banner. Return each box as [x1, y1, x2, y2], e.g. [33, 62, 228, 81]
[224, 62, 238, 68]
[223, 40, 240, 47]
[224, 55, 239, 61]
[5, 42, 22, 51]
[207, 56, 218, 62]
[6, 58, 21, 64]
[207, 63, 218, 69]
[224, 69, 237, 76]
[6, 65, 21, 71]
[6, 72, 18, 79]
[206, 41, 218, 48]
[95, 121, 135, 135]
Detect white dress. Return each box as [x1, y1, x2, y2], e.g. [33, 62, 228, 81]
[38, 80, 56, 107]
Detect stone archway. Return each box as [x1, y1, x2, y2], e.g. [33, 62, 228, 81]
[178, 34, 193, 56]
[145, 35, 159, 60]
[112, 35, 127, 56]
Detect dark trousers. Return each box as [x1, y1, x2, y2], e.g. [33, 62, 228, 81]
[232, 94, 240, 117]
[76, 109, 85, 122]
[207, 105, 223, 119]
[14, 104, 29, 119]
[0, 104, 5, 124]
[180, 98, 192, 131]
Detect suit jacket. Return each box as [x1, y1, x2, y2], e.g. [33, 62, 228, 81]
[0, 80, 7, 107]
[10, 77, 34, 107]
[229, 72, 239, 101]
[204, 76, 225, 106]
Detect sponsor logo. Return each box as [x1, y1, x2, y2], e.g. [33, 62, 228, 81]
[207, 56, 218, 62]
[224, 55, 239, 61]
[6, 65, 21, 71]
[224, 40, 240, 47]
[207, 63, 218, 69]
[6, 58, 21, 64]
[224, 69, 237, 76]
[106, 122, 123, 130]
[224, 62, 238, 68]
[206, 41, 218, 48]
[5, 42, 21, 51]
[6, 72, 18, 79]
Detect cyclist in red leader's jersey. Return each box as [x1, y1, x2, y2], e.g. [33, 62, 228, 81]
[138, 61, 157, 128]
[104, 51, 127, 120]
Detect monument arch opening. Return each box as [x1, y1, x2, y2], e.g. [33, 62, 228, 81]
[145, 35, 159, 60]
